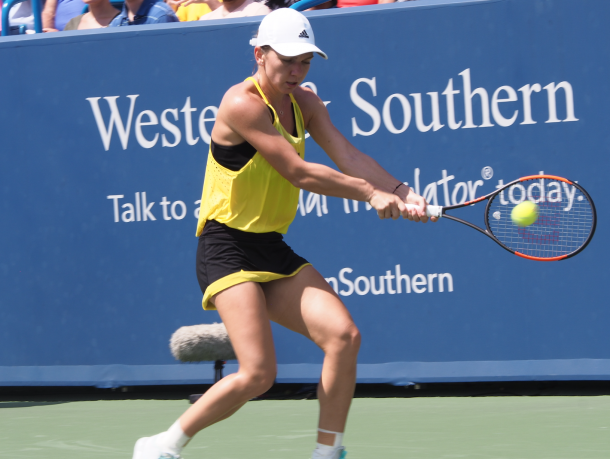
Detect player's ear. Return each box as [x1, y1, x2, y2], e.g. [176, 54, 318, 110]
[254, 46, 265, 66]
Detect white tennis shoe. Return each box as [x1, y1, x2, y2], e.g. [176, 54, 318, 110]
[312, 446, 347, 459]
[132, 435, 182, 459]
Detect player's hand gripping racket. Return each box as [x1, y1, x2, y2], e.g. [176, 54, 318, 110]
[407, 174, 596, 261]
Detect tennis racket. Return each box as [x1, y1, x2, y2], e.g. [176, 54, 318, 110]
[407, 174, 596, 261]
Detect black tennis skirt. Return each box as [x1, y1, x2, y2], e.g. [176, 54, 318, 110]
[196, 220, 310, 310]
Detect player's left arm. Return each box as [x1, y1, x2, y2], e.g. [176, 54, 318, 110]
[296, 87, 435, 221]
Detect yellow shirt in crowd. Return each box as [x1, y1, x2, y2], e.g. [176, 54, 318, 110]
[176, 3, 212, 21]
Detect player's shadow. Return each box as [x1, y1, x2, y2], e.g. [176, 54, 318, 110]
[0, 401, 70, 408]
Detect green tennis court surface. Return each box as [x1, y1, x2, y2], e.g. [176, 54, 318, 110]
[2, 396, 610, 459]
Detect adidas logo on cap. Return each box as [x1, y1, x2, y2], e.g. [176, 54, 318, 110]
[298, 30, 309, 39]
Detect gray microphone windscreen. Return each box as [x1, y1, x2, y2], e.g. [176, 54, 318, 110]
[170, 323, 236, 362]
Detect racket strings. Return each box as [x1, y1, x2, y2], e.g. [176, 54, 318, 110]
[487, 179, 594, 259]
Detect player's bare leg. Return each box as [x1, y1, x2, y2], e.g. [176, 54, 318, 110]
[133, 282, 275, 459]
[262, 266, 360, 458]
[180, 281, 277, 434]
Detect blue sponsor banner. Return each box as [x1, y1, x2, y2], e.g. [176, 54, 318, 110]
[0, 0, 609, 387]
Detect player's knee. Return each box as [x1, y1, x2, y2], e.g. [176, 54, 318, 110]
[345, 324, 361, 353]
[328, 323, 361, 356]
[351, 325, 362, 350]
[242, 368, 276, 396]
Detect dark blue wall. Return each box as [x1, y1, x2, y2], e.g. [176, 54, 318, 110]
[1, 0, 609, 387]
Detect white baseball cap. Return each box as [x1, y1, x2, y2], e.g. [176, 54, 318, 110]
[249, 8, 328, 60]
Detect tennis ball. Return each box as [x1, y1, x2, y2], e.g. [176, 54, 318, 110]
[511, 201, 539, 227]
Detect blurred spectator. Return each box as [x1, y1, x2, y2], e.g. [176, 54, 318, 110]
[175, 3, 211, 20]
[337, 0, 393, 7]
[6, 0, 36, 31]
[42, 0, 86, 31]
[166, 0, 219, 21]
[260, 0, 289, 9]
[109, 0, 178, 25]
[254, 0, 336, 11]
[199, 0, 269, 20]
[64, 0, 120, 29]
[305, 0, 336, 9]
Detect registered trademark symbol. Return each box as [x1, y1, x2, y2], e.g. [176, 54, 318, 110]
[481, 166, 493, 180]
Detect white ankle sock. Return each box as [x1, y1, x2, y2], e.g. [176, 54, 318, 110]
[156, 419, 191, 455]
[313, 428, 344, 458]
[317, 428, 343, 448]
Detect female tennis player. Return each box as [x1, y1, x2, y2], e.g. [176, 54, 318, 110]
[134, 8, 435, 459]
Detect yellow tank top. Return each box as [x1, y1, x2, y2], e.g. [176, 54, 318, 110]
[196, 77, 306, 236]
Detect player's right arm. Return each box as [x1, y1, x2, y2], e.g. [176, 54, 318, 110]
[294, 86, 434, 223]
[213, 84, 408, 220]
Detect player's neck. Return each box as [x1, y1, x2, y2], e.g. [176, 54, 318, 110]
[255, 73, 289, 111]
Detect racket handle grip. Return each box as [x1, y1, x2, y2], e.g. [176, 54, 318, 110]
[405, 204, 443, 218]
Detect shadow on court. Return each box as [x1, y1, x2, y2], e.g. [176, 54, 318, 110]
[3, 381, 610, 403]
[0, 401, 70, 409]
